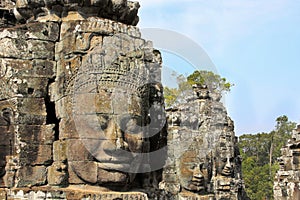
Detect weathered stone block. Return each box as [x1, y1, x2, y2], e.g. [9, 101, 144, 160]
[74, 93, 110, 115]
[0, 146, 10, 162]
[67, 163, 85, 184]
[0, 59, 56, 79]
[2, 157, 16, 188]
[69, 161, 98, 184]
[17, 166, 47, 187]
[84, 192, 149, 200]
[53, 141, 67, 162]
[59, 118, 80, 139]
[55, 32, 99, 56]
[66, 139, 94, 161]
[0, 127, 14, 146]
[56, 54, 82, 76]
[0, 190, 6, 199]
[60, 19, 112, 39]
[16, 113, 47, 125]
[55, 35, 76, 56]
[0, 22, 59, 42]
[47, 161, 68, 186]
[162, 173, 178, 182]
[4, 59, 56, 79]
[0, 38, 55, 60]
[19, 144, 52, 165]
[17, 98, 46, 115]
[55, 96, 73, 119]
[12, 77, 50, 98]
[18, 125, 55, 145]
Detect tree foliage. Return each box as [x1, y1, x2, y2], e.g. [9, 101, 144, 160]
[164, 87, 179, 108]
[239, 115, 296, 200]
[187, 70, 233, 93]
[163, 70, 233, 107]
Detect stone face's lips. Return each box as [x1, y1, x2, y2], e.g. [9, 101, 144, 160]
[222, 169, 232, 176]
[92, 147, 136, 172]
[191, 178, 205, 187]
[98, 162, 131, 171]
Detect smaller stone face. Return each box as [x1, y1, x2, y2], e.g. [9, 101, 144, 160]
[216, 156, 234, 177]
[178, 150, 211, 194]
[215, 148, 235, 178]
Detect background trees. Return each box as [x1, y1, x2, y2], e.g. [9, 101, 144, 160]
[164, 70, 233, 107]
[238, 115, 296, 200]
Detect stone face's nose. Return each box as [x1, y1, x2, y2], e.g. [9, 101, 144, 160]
[225, 158, 232, 169]
[193, 165, 204, 179]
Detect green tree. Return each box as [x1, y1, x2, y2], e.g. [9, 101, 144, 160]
[187, 70, 233, 93]
[164, 87, 179, 107]
[163, 70, 233, 107]
[239, 115, 296, 200]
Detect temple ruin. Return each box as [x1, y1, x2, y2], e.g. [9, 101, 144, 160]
[0, 1, 247, 199]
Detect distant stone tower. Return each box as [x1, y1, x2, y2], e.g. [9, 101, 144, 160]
[274, 124, 300, 200]
[160, 85, 248, 200]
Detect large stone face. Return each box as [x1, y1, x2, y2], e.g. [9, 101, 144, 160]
[0, 1, 164, 194]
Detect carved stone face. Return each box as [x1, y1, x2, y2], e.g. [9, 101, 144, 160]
[71, 87, 147, 186]
[178, 151, 210, 193]
[216, 156, 234, 177]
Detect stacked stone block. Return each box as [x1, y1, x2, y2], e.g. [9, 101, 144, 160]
[274, 124, 300, 200]
[0, 21, 59, 188]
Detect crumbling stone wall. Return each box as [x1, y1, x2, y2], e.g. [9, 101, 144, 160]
[274, 124, 300, 200]
[0, 20, 59, 188]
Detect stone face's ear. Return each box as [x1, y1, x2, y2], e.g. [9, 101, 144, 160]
[1, 108, 12, 126]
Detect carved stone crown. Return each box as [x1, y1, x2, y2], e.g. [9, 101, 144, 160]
[74, 53, 151, 98]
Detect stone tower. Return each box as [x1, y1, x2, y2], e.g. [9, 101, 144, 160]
[274, 124, 300, 200]
[160, 85, 248, 200]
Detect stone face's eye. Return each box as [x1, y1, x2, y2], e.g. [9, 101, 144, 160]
[189, 164, 196, 170]
[126, 118, 143, 134]
[97, 115, 109, 130]
[199, 163, 205, 170]
[120, 115, 143, 134]
[221, 158, 227, 162]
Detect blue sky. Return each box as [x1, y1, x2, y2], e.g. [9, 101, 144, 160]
[137, 0, 300, 135]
